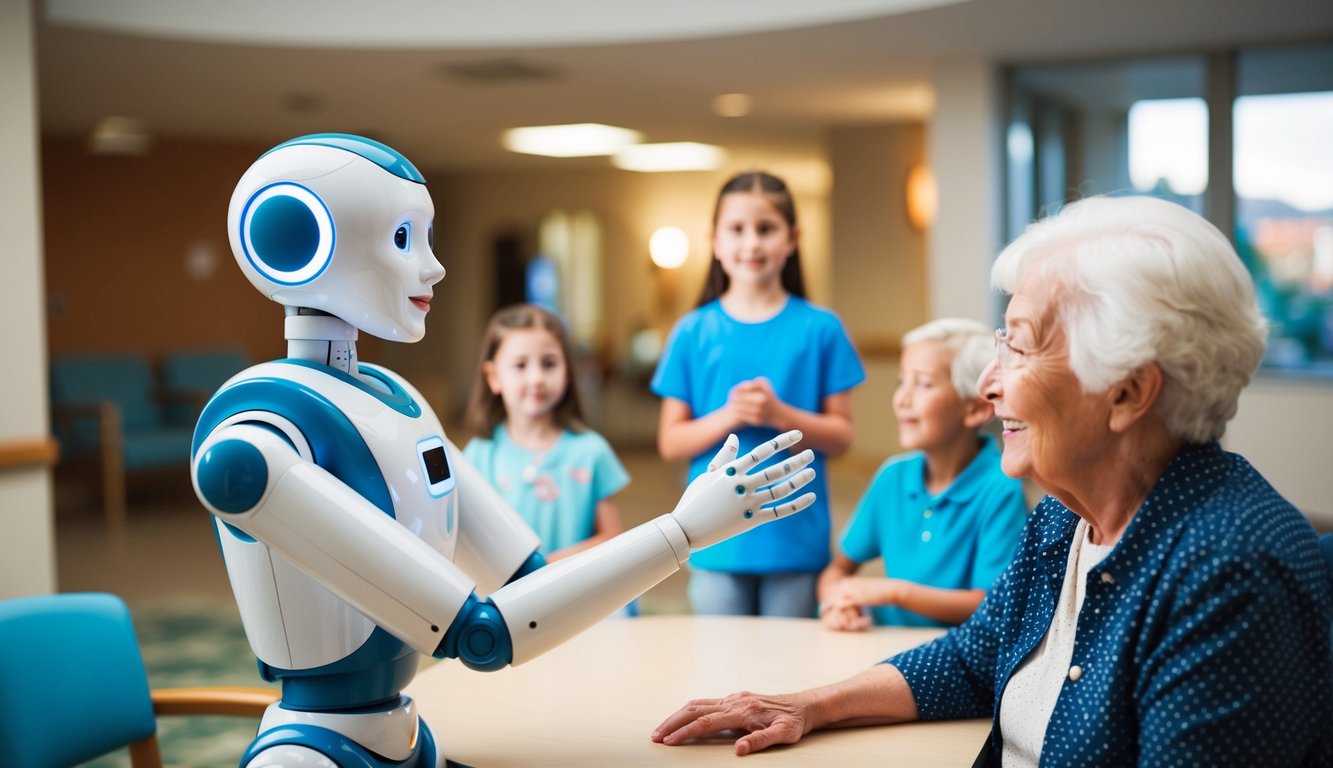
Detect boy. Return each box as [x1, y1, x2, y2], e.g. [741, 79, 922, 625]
[817, 318, 1028, 630]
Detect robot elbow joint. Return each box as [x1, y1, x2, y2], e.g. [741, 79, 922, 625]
[436, 595, 513, 672]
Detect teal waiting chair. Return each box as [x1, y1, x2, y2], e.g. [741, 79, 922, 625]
[49, 354, 197, 529]
[160, 346, 250, 423]
[0, 592, 276, 768]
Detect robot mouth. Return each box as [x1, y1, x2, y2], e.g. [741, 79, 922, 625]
[409, 296, 432, 312]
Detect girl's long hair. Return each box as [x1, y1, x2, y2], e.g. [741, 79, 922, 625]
[696, 171, 808, 307]
[463, 303, 587, 439]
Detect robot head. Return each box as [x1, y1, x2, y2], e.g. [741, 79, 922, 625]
[227, 133, 446, 342]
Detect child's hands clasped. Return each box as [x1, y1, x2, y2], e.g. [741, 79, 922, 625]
[726, 377, 785, 428]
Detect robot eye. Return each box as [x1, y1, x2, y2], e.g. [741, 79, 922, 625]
[394, 223, 411, 252]
[427, 223, 434, 250]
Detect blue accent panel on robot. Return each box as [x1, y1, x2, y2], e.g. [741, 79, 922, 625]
[508, 550, 547, 584]
[265, 133, 427, 184]
[264, 626, 419, 710]
[192, 374, 394, 520]
[196, 439, 268, 513]
[279, 359, 422, 418]
[436, 595, 513, 672]
[242, 718, 437, 768]
[250, 193, 320, 272]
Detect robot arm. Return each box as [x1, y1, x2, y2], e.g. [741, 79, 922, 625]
[448, 438, 545, 595]
[193, 423, 480, 656]
[486, 430, 816, 664]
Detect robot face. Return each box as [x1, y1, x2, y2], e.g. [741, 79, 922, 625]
[229, 135, 447, 342]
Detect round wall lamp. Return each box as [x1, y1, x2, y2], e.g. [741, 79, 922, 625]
[906, 163, 938, 231]
[649, 226, 689, 269]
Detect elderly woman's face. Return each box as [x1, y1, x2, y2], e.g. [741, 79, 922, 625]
[979, 272, 1115, 494]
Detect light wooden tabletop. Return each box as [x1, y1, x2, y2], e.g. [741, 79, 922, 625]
[408, 614, 989, 767]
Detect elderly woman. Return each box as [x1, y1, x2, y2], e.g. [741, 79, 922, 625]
[651, 196, 1333, 765]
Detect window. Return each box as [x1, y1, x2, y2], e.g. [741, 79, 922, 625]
[1234, 45, 1333, 373]
[1004, 42, 1333, 377]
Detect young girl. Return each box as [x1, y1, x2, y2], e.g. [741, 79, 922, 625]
[463, 304, 630, 565]
[651, 171, 865, 618]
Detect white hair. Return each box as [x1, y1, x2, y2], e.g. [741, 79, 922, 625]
[991, 195, 1267, 443]
[902, 318, 994, 400]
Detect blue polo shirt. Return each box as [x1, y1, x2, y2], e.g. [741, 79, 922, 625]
[839, 434, 1027, 627]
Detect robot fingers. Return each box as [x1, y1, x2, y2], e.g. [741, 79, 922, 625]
[753, 449, 816, 486]
[730, 429, 804, 471]
[757, 466, 817, 502]
[762, 491, 818, 520]
[707, 433, 741, 472]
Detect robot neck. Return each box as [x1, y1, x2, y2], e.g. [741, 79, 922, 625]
[284, 307, 359, 375]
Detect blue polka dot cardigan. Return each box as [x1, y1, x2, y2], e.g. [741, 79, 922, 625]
[887, 441, 1333, 766]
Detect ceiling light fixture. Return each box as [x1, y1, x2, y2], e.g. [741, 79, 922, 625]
[613, 142, 725, 173]
[501, 123, 641, 157]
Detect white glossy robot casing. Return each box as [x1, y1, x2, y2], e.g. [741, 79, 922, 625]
[227, 138, 443, 342]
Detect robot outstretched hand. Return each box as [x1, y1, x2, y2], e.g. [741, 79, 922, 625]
[670, 429, 816, 551]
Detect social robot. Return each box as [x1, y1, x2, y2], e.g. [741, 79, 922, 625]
[190, 133, 817, 767]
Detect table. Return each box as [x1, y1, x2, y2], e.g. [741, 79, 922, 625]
[408, 615, 989, 766]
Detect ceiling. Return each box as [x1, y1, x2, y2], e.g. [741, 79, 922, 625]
[34, 0, 1333, 174]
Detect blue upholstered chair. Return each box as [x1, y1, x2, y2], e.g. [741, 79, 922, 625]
[49, 354, 196, 529]
[0, 592, 275, 768]
[160, 346, 250, 423]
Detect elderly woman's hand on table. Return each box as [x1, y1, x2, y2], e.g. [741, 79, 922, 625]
[651, 665, 918, 756]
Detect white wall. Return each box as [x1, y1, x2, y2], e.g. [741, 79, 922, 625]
[929, 58, 1333, 532]
[1226, 382, 1333, 529]
[0, 0, 57, 599]
[927, 59, 1003, 325]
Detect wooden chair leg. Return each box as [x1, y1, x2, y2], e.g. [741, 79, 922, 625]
[128, 734, 163, 768]
[100, 402, 127, 531]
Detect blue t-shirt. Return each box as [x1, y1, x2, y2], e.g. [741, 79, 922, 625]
[839, 434, 1028, 627]
[651, 296, 866, 573]
[463, 426, 629, 554]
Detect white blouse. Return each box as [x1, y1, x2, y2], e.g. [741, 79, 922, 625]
[999, 519, 1115, 768]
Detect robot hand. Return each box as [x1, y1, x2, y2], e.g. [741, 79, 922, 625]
[669, 430, 816, 551]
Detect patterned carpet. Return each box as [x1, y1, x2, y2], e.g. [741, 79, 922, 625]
[82, 600, 274, 768]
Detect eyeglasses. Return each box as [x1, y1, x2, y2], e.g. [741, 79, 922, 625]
[993, 327, 1014, 370]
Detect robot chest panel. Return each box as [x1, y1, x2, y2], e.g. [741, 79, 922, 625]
[305, 368, 460, 558]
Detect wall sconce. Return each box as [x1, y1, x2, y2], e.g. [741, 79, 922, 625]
[649, 226, 689, 269]
[906, 163, 938, 231]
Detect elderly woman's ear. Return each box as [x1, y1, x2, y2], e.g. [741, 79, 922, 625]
[1107, 361, 1165, 434]
[962, 397, 994, 430]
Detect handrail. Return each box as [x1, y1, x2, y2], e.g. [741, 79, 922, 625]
[0, 437, 59, 469]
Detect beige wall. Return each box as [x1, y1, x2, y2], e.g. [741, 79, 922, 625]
[1, 0, 55, 599]
[829, 123, 929, 463]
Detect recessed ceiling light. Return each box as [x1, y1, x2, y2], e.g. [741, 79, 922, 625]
[712, 93, 753, 118]
[613, 142, 726, 173]
[502, 123, 642, 157]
